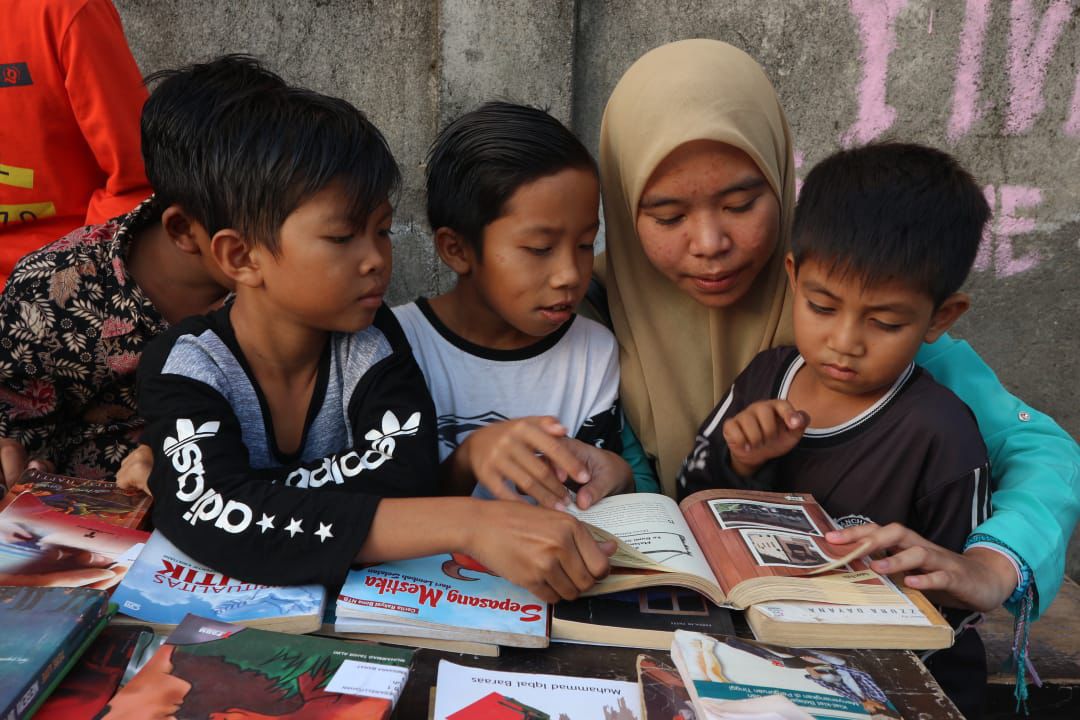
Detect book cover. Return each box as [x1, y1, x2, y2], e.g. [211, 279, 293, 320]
[33, 624, 152, 720]
[636, 654, 696, 720]
[432, 660, 642, 720]
[2, 469, 151, 529]
[336, 554, 548, 648]
[553, 588, 735, 650]
[111, 530, 325, 633]
[102, 614, 413, 719]
[0, 587, 113, 720]
[670, 630, 900, 720]
[0, 491, 148, 590]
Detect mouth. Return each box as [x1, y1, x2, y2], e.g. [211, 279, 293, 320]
[538, 302, 574, 323]
[688, 267, 745, 293]
[821, 363, 857, 381]
[356, 288, 387, 307]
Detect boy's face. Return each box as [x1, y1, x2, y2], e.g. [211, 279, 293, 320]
[466, 167, 600, 345]
[785, 254, 944, 400]
[259, 181, 392, 333]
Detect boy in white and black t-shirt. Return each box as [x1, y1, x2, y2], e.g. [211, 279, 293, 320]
[677, 143, 992, 719]
[394, 102, 634, 510]
[137, 66, 616, 603]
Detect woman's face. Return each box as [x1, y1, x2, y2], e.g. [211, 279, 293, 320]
[635, 139, 780, 308]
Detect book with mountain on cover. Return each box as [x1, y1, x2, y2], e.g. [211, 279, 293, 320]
[670, 630, 900, 720]
[335, 553, 549, 650]
[1, 468, 152, 529]
[432, 660, 642, 720]
[0, 491, 148, 588]
[565, 489, 914, 610]
[552, 588, 735, 651]
[0, 587, 114, 720]
[102, 614, 413, 720]
[33, 624, 153, 720]
[111, 530, 325, 634]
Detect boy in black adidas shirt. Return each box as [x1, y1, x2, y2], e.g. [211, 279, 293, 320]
[137, 58, 614, 601]
[677, 143, 991, 718]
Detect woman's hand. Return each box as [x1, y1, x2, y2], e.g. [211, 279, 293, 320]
[0, 437, 54, 489]
[827, 523, 1018, 612]
[557, 437, 633, 510]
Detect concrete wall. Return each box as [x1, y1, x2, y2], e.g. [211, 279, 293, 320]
[113, 0, 1079, 566]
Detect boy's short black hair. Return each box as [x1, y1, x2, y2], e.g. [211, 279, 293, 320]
[142, 54, 399, 252]
[791, 142, 990, 306]
[425, 101, 597, 256]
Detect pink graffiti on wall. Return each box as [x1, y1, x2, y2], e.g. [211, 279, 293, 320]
[848, 0, 1075, 141]
[841, 0, 909, 146]
[974, 185, 1044, 277]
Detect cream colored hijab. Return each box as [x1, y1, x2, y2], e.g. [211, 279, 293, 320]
[600, 39, 795, 495]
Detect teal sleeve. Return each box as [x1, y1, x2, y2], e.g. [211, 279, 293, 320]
[620, 413, 660, 493]
[917, 333, 1080, 618]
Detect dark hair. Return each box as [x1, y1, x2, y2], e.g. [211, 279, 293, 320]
[425, 101, 597, 256]
[791, 142, 990, 306]
[142, 54, 399, 252]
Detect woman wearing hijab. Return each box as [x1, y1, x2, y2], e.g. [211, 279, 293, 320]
[594, 38, 1077, 705]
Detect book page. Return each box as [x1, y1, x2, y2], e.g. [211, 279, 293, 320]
[752, 578, 933, 626]
[565, 494, 719, 585]
[679, 490, 878, 596]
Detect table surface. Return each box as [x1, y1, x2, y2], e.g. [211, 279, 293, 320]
[395, 640, 964, 719]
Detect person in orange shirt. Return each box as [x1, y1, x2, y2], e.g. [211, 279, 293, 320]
[0, 0, 150, 286]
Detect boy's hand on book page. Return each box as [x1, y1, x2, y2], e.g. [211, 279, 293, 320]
[0, 437, 53, 489]
[116, 443, 154, 497]
[827, 523, 1017, 612]
[467, 500, 616, 603]
[460, 416, 589, 509]
[556, 438, 633, 510]
[723, 400, 809, 476]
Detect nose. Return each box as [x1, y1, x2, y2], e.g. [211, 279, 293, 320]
[827, 316, 865, 357]
[550, 247, 583, 289]
[687, 212, 733, 258]
[358, 236, 390, 277]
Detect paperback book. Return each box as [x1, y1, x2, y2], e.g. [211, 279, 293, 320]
[111, 530, 325, 633]
[432, 660, 642, 720]
[670, 630, 900, 720]
[746, 581, 954, 650]
[566, 490, 912, 609]
[637, 654, 695, 720]
[1, 468, 152, 529]
[0, 587, 114, 720]
[335, 553, 549, 649]
[104, 614, 413, 720]
[33, 624, 153, 720]
[552, 588, 735, 651]
[0, 491, 148, 589]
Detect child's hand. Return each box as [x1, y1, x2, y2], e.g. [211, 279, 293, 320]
[458, 416, 590, 509]
[466, 500, 615, 603]
[827, 523, 1018, 612]
[557, 438, 633, 510]
[723, 400, 809, 476]
[116, 444, 154, 497]
[0, 438, 54, 489]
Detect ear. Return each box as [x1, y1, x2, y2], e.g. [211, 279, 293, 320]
[433, 227, 476, 276]
[784, 252, 797, 290]
[160, 205, 210, 255]
[209, 229, 263, 288]
[924, 292, 970, 343]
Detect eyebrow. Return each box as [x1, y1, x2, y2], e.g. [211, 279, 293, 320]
[639, 176, 768, 210]
[518, 220, 601, 237]
[804, 282, 917, 314]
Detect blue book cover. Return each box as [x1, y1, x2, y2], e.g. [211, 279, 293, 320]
[111, 530, 325, 633]
[0, 587, 112, 720]
[336, 554, 548, 648]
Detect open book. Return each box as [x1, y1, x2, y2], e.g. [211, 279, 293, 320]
[566, 489, 908, 609]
